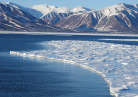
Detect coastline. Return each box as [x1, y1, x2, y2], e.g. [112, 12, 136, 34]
[10, 51, 116, 97]
[0, 34, 113, 97]
[10, 40, 138, 97]
[1, 32, 137, 97]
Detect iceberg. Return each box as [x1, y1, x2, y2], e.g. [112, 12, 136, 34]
[10, 40, 138, 97]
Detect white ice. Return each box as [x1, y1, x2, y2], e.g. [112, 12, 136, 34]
[10, 40, 138, 97]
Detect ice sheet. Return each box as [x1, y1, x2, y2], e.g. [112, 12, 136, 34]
[10, 40, 138, 97]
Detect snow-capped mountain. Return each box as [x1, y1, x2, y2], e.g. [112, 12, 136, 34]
[55, 3, 138, 32]
[32, 5, 93, 16]
[0, 2, 64, 32]
[32, 5, 72, 25]
[32, 5, 71, 16]
[0, 2, 138, 33]
[0, 2, 37, 30]
[5, 3, 93, 25]
[32, 5, 93, 25]
[98, 3, 138, 17]
[94, 3, 138, 32]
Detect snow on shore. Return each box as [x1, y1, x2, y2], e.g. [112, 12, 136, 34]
[10, 40, 138, 97]
[1, 31, 138, 37]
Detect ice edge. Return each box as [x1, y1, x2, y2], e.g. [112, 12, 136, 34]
[10, 51, 117, 97]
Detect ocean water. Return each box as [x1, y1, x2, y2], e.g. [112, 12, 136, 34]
[1, 34, 138, 97]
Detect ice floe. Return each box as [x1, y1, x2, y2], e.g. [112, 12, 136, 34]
[10, 40, 138, 97]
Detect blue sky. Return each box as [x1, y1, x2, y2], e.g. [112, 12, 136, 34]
[0, 0, 138, 9]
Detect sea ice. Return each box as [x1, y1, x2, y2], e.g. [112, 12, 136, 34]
[10, 40, 138, 97]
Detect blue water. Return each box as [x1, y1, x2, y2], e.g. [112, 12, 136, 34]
[1, 34, 138, 97]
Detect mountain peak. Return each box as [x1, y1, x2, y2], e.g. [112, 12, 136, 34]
[98, 3, 134, 17]
[6, 2, 23, 9]
[6, 2, 21, 6]
[32, 4, 93, 16]
[72, 6, 93, 12]
[6, 2, 12, 4]
[118, 3, 127, 6]
[117, 3, 138, 9]
[32, 4, 58, 15]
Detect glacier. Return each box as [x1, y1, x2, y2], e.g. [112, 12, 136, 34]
[10, 40, 138, 97]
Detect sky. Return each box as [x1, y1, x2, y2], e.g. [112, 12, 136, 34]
[0, 0, 138, 9]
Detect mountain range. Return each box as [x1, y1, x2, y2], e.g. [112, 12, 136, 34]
[0, 2, 138, 33]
